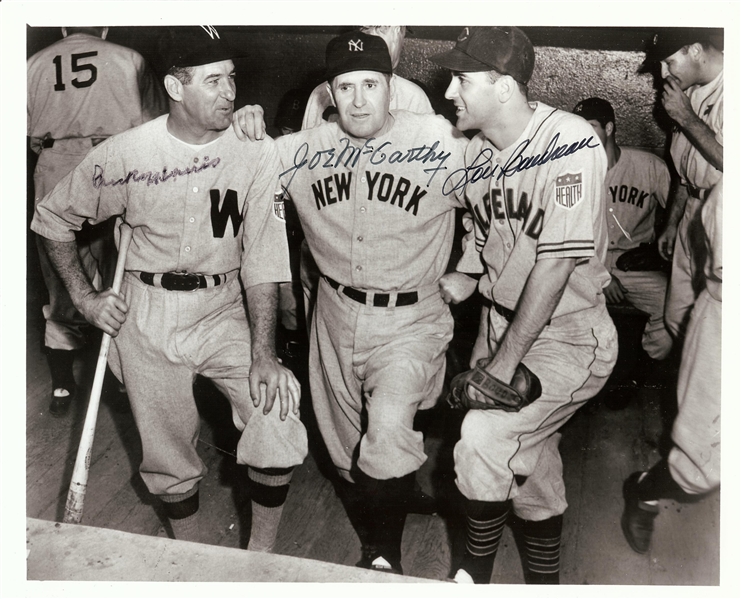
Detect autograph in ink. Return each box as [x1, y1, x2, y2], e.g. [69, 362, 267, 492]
[279, 137, 453, 190]
[442, 132, 600, 195]
[92, 156, 221, 189]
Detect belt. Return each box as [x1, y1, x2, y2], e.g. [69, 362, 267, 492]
[135, 270, 234, 291]
[41, 137, 107, 149]
[686, 185, 710, 201]
[493, 301, 550, 326]
[324, 276, 418, 307]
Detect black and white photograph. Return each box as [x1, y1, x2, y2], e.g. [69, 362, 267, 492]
[1, 1, 739, 595]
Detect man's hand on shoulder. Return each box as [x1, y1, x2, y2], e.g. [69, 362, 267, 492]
[249, 354, 301, 421]
[77, 288, 129, 337]
[231, 104, 267, 141]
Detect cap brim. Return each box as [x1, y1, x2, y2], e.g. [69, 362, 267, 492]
[429, 47, 491, 72]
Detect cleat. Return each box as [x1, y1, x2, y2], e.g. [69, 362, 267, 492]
[621, 471, 660, 553]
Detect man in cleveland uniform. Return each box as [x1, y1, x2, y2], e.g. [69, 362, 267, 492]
[573, 98, 673, 363]
[275, 31, 468, 574]
[28, 27, 167, 416]
[31, 27, 308, 553]
[431, 27, 617, 584]
[620, 28, 723, 556]
[652, 28, 723, 339]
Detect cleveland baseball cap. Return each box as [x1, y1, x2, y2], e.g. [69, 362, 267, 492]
[163, 26, 238, 70]
[643, 27, 724, 65]
[429, 26, 535, 85]
[325, 31, 394, 82]
[573, 97, 615, 128]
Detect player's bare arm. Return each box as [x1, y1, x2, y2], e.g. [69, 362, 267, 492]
[470, 303, 493, 368]
[40, 237, 129, 337]
[657, 182, 690, 260]
[663, 76, 723, 171]
[245, 282, 301, 420]
[231, 104, 267, 141]
[478, 257, 575, 387]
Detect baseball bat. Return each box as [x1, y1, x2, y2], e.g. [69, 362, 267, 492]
[62, 222, 134, 524]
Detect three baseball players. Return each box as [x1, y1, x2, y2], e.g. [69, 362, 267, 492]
[32, 26, 308, 553]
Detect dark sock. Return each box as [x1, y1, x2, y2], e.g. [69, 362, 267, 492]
[161, 488, 200, 542]
[516, 514, 562, 585]
[637, 459, 685, 502]
[247, 466, 294, 553]
[46, 348, 76, 391]
[458, 499, 511, 584]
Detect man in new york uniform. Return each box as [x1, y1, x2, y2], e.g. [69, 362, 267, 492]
[275, 31, 468, 574]
[432, 27, 617, 584]
[573, 97, 673, 363]
[31, 27, 308, 553]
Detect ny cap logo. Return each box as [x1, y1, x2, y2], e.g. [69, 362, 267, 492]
[458, 27, 470, 42]
[200, 26, 220, 40]
[348, 39, 364, 52]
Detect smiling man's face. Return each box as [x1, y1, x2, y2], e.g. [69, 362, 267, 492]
[180, 59, 236, 134]
[330, 70, 392, 140]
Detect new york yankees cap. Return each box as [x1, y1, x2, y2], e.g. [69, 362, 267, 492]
[325, 31, 393, 82]
[163, 26, 238, 70]
[430, 26, 535, 85]
[643, 27, 724, 65]
[573, 97, 615, 128]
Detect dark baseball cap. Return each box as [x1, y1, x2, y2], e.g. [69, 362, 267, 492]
[163, 26, 238, 70]
[643, 27, 724, 65]
[325, 31, 393, 82]
[429, 26, 535, 85]
[573, 97, 615, 128]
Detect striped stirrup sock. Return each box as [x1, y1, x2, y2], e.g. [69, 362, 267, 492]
[247, 466, 294, 553]
[457, 499, 511, 584]
[519, 514, 563, 584]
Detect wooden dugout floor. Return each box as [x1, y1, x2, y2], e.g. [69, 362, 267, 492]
[24, 236, 721, 585]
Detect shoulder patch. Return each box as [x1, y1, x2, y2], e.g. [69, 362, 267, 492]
[554, 172, 583, 210]
[273, 188, 287, 222]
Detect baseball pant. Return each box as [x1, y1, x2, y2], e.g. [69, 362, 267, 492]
[665, 196, 707, 339]
[33, 139, 115, 350]
[108, 273, 308, 497]
[454, 307, 617, 520]
[310, 276, 453, 481]
[605, 252, 673, 360]
[668, 287, 721, 494]
[299, 239, 320, 331]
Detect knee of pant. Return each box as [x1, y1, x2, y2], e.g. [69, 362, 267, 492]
[458, 410, 503, 453]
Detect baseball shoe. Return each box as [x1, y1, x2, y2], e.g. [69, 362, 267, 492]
[356, 547, 403, 575]
[49, 385, 76, 417]
[621, 472, 660, 553]
[452, 569, 475, 583]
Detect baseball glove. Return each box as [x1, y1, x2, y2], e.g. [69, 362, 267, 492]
[447, 359, 542, 412]
[615, 243, 670, 273]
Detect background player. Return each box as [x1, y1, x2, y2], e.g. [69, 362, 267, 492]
[31, 26, 308, 553]
[269, 31, 469, 574]
[431, 26, 617, 584]
[573, 97, 673, 381]
[27, 26, 167, 416]
[651, 28, 723, 340]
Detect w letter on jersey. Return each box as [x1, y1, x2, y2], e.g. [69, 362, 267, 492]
[210, 189, 243, 238]
[554, 172, 583, 210]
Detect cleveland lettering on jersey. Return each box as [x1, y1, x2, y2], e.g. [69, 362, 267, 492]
[280, 137, 453, 191]
[470, 188, 545, 245]
[442, 132, 600, 196]
[91, 156, 221, 189]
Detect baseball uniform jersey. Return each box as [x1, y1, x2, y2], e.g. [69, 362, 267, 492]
[664, 68, 723, 338]
[604, 148, 673, 359]
[32, 115, 308, 496]
[453, 102, 618, 519]
[301, 74, 433, 130]
[28, 32, 167, 351]
[277, 110, 468, 480]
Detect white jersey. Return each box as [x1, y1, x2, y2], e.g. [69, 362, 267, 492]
[27, 33, 166, 141]
[605, 147, 670, 253]
[301, 74, 434, 130]
[670, 69, 723, 192]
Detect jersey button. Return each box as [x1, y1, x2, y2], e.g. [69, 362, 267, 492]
[193, 157, 199, 163]
[357, 236, 363, 242]
[361, 177, 367, 183]
[185, 246, 191, 252]
[506, 243, 512, 249]
[189, 217, 195, 223]
[499, 219, 505, 225]
[609, 208, 614, 212]
[360, 207, 366, 213]
[193, 187, 199, 193]
[356, 265, 362, 272]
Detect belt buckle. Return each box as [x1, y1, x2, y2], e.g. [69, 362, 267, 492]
[162, 271, 200, 291]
